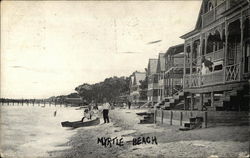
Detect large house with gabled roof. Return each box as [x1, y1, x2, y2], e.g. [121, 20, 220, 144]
[179, 0, 249, 111]
[155, 44, 186, 110]
[154, 0, 249, 129]
[147, 59, 159, 104]
[156, 53, 166, 102]
[129, 71, 147, 105]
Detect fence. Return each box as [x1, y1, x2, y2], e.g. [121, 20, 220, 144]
[155, 110, 249, 127]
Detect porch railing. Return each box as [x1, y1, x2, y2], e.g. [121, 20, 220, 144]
[215, 1, 226, 19]
[158, 79, 165, 86]
[225, 63, 240, 82]
[190, 74, 200, 87]
[202, 9, 215, 27]
[202, 0, 226, 27]
[184, 63, 241, 88]
[200, 70, 224, 86]
[148, 83, 160, 90]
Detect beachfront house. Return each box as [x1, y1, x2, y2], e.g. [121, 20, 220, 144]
[147, 59, 159, 105]
[155, 44, 185, 109]
[154, 0, 249, 128]
[164, 44, 185, 98]
[180, 0, 249, 112]
[129, 71, 147, 105]
[156, 53, 166, 102]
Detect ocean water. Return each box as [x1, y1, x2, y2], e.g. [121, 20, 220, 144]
[0, 103, 83, 158]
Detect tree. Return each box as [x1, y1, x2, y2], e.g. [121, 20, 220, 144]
[75, 83, 94, 103]
[74, 76, 130, 103]
[139, 76, 148, 100]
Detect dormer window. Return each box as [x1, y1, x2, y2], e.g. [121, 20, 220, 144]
[207, 1, 214, 12]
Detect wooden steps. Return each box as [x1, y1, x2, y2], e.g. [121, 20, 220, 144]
[138, 112, 154, 124]
[217, 84, 249, 110]
[136, 112, 153, 116]
[154, 90, 186, 110]
[179, 117, 203, 131]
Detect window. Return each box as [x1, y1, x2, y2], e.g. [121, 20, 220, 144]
[213, 61, 223, 71]
[207, 1, 214, 11]
[214, 64, 223, 71]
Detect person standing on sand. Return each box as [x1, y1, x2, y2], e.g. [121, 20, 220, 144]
[128, 101, 131, 109]
[54, 110, 57, 117]
[102, 98, 110, 123]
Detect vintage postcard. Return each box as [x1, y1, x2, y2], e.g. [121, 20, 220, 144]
[0, 0, 249, 158]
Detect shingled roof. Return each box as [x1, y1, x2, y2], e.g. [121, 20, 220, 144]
[157, 53, 166, 72]
[134, 72, 146, 85]
[164, 44, 184, 56]
[131, 71, 146, 86]
[147, 59, 158, 75]
[165, 44, 184, 56]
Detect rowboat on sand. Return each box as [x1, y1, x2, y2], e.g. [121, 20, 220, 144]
[61, 118, 100, 128]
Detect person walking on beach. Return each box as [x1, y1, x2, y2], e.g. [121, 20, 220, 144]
[102, 98, 110, 123]
[128, 101, 131, 109]
[54, 110, 57, 117]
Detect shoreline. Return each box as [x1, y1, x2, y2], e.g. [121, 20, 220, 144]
[49, 108, 250, 158]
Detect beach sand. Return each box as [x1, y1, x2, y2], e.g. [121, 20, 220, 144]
[49, 108, 249, 158]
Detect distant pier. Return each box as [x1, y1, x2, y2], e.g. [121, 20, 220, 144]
[0, 98, 69, 107]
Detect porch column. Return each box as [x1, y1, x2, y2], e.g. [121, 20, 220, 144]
[191, 93, 194, 111]
[224, 22, 229, 83]
[205, 33, 208, 55]
[225, 22, 229, 66]
[162, 72, 165, 98]
[199, 94, 203, 111]
[199, 34, 203, 57]
[183, 43, 187, 88]
[211, 91, 215, 111]
[184, 97, 186, 110]
[183, 42, 187, 110]
[240, 13, 244, 81]
[166, 77, 169, 96]
[190, 41, 193, 88]
[190, 41, 193, 74]
[160, 88, 162, 100]
[242, 16, 248, 75]
[171, 78, 173, 96]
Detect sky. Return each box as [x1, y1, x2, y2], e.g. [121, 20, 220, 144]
[1, 1, 201, 99]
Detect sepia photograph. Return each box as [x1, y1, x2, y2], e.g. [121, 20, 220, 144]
[0, 0, 250, 157]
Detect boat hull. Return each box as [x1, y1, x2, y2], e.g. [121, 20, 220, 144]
[61, 118, 100, 128]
